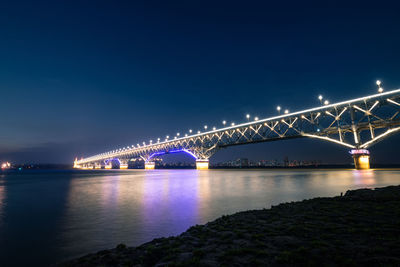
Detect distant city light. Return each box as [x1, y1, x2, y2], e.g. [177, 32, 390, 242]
[1, 162, 11, 169]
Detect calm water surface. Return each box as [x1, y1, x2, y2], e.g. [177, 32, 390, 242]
[0, 169, 399, 266]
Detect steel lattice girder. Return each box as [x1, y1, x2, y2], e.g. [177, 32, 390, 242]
[77, 88, 400, 165]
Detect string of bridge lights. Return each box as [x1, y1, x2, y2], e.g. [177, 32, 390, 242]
[94, 80, 385, 157]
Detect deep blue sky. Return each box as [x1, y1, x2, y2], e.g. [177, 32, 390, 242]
[1, 1, 400, 164]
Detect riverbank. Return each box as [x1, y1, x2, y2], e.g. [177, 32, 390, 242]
[61, 185, 400, 266]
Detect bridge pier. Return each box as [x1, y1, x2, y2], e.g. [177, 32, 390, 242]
[145, 161, 155, 170]
[196, 159, 209, 170]
[105, 162, 112, 169]
[350, 149, 370, 170]
[119, 160, 128, 169]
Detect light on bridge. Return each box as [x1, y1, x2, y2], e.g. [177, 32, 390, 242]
[284, 109, 289, 114]
[222, 120, 226, 126]
[324, 100, 329, 105]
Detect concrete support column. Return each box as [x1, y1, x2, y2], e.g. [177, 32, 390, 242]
[145, 161, 155, 170]
[105, 163, 112, 169]
[350, 149, 370, 170]
[119, 161, 128, 170]
[196, 159, 209, 170]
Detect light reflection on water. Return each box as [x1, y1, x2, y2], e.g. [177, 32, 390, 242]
[0, 169, 399, 266]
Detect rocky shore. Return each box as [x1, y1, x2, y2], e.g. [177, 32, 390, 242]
[61, 185, 400, 266]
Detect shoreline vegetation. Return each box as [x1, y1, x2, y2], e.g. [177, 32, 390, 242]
[61, 185, 400, 266]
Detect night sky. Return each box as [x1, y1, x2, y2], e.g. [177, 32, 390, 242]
[1, 1, 400, 164]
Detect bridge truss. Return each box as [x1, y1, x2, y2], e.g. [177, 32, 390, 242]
[75, 88, 400, 169]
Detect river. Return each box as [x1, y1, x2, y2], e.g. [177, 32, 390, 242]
[0, 169, 399, 266]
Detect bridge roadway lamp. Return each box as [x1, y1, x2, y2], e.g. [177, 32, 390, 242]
[324, 100, 329, 105]
[377, 80, 383, 93]
[276, 106, 281, 114]
[254, 117, 259, 121]
[246, 114, 250, 121]
[284, 109, 289, 114]
[189, 129, 192, 133]
[318, 95, 323, 104]
[222, 120, 226, 126]
[204, 125, 208, 130]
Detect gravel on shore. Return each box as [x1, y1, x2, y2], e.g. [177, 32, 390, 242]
[60, 185, 400, 266]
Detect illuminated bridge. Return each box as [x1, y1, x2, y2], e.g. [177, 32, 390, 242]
[74, 87, 400, 170]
